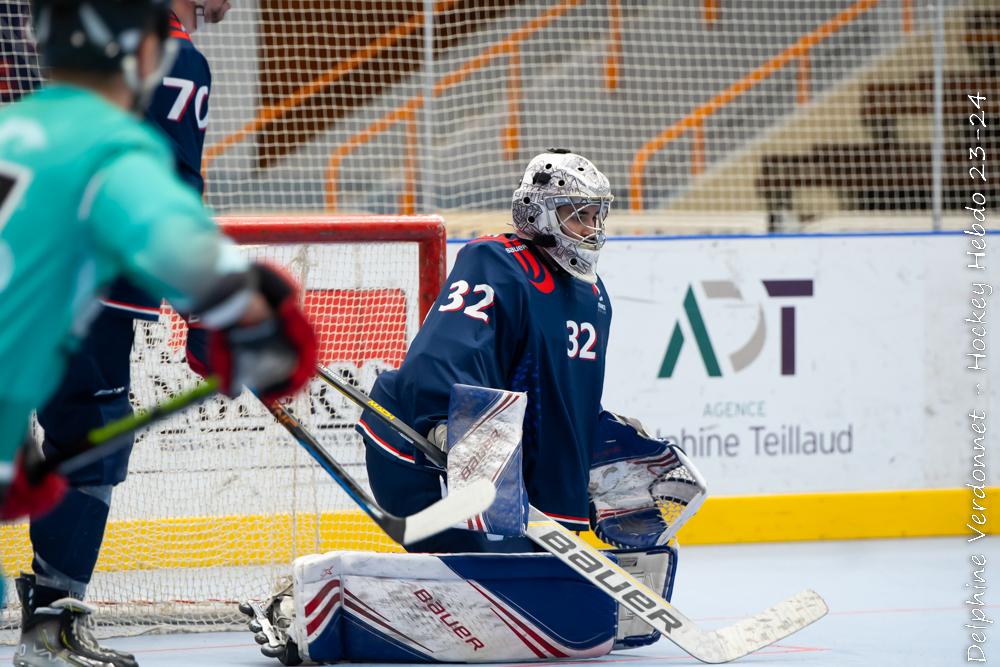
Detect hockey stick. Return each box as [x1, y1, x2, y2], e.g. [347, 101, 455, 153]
[316, 364, 828, 664]
[46, 377, 222, 477]
[259, 395, 496, 546]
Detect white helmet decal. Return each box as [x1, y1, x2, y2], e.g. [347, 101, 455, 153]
[511, 149, 613, 284]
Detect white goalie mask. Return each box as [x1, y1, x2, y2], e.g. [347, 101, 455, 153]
[511, 149, 613, 284]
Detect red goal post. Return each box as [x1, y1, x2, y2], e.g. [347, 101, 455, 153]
[219, 215, 447, 320]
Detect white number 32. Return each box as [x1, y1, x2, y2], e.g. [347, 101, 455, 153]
[567, 320, 597, 360]
[438, 280, 495, 323]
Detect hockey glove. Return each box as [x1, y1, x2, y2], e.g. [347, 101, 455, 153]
[207, 263, 318, 403]
[589, 411, 707, 550]
[426, 422, 448, 452]
[0, 434, 68, 521]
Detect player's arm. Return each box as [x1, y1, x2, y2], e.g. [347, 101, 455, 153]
[83, 150, 316, 401]
[84, 149, 232, 310]
[389, 242, 528, 438]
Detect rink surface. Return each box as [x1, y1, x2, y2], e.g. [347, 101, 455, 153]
[2, 536, 995, 666]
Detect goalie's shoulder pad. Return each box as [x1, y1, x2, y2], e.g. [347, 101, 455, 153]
[288, 550, 617, 663]
[459, 234, 552, 293]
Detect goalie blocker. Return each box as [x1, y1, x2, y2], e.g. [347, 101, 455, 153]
[245, 548, 677, 664]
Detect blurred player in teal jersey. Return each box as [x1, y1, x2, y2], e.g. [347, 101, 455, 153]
[14, 2, 234, 665]
[0, 1, 317, 664]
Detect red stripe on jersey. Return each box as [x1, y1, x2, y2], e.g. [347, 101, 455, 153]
[467, 234, 511, 245]
[501, 237, 531, 273]
[357, 419, 415, 463]
[543, 511, 590, 526]
[520, 244, 541, 274]
[170, 30, 192, 41]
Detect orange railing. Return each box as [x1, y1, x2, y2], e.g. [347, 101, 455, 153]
[324, 0, 624, 212]
[205, 1, 620, 213]
[202, 0, 462, 169]
[628, 0, 884, 210]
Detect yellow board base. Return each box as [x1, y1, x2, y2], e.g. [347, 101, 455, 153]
[2, 487, 994, 574]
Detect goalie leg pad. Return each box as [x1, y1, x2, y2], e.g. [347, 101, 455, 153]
[612, 546, 679, 650]
[288, 551, 617, 663]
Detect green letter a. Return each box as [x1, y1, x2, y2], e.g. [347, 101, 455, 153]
[658, 286, 722, 378]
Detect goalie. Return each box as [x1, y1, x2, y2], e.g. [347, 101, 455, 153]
[243, 150, 707, 664]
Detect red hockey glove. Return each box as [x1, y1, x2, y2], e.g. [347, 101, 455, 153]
[0, 437, 68, 521]
[208, 263, 318, 403]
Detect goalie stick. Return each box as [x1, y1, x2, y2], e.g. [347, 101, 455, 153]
[316, 364, 829, 664]
[259, 395, 496, 546]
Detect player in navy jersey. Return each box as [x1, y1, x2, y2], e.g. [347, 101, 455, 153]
[358, 149, 616, 553]
[243, 152, 702, 665]
[17, 2, 231, 665]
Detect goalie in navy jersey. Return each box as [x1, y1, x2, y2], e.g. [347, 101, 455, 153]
[241, 151, 708, 665]
[359, 149, 617, 551]
[18, 2, 231, 666]
[358, 148, 706, 558]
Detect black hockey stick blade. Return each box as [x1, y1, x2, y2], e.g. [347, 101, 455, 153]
[51, 377, 221, 477]
[261, 397, 494, 546]
[316, 363, 829, 663]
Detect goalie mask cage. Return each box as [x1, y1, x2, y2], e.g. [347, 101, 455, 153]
[0, 215, 446, 640]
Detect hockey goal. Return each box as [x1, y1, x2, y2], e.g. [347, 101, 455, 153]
[0, 215, 446, 639]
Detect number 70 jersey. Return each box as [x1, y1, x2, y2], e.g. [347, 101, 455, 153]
[145, 14, 211, 195]
[370, 233, 613, 529]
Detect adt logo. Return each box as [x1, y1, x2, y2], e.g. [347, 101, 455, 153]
[659, 279, 813, 378]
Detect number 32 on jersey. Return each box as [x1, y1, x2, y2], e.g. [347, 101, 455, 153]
[566, 320, 597, 360]
[438, 279, 495, 323]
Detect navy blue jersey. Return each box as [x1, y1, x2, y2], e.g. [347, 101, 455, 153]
[145, 13, 210, 195]
[102, 14, 211, 320]
[365, 234, 612, 530]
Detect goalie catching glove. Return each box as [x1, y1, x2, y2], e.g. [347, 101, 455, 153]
[193, 262, 317, 403]
[589, 411, 707, 550]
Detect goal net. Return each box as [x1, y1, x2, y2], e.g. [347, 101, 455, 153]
[0, 216, 446, 639]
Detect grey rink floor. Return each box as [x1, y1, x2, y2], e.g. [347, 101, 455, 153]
[2, 537, 995, 666]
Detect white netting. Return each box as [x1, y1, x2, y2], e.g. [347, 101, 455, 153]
[0, 0, 996, 638]
[193, 0, 991, 234]
[1, 1, 995, 233]
[0, 219, 443, 639]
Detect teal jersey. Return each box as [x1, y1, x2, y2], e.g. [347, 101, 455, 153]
[0, 84, 242, 459]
